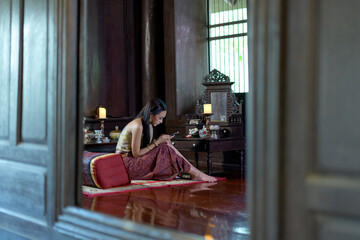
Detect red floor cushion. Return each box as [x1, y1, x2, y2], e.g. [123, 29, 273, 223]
[82, 151, 130, 189]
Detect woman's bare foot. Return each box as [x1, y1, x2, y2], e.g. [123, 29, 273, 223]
[188, 166, 218, 182]
[192, 172, 217, 182]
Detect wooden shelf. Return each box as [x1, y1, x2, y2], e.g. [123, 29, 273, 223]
[84, 141, 117, 153]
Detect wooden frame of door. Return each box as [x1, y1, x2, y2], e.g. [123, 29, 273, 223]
[52, 0, 206, 239]
[53, 0, 360, 239]
[247, 0, 284, 239]
[51, 0, 289, 239]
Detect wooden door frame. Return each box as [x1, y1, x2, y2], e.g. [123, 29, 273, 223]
[247, 0, 284, 240]
[52, 0, 201, 239]
[52, 0, 287, 239]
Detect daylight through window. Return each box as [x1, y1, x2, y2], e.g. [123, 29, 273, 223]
[208, 0, 248, 93]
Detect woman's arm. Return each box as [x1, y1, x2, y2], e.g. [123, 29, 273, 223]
[129, 119, 156, 157]
[129, 119, 174, 157]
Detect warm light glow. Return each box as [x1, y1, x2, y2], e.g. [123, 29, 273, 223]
[203, 104, 212, 114]
[97, 106, 106, 119]
[204, 234, 214, 240]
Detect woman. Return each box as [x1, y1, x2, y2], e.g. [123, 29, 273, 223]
[115, 98, 217, 182]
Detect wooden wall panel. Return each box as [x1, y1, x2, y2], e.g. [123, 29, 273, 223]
[315, 215, 360, 240]
[141, 0, 165, 104]
[174, 0, 208, 115]
[80, 0, 142, 118]
[22, 0, 48, 143]
[99, 1, 129, 117]
[316, 0, 360, 173]
[163, 0, 177, 122]
[80, 0, 100, 117]
[0, 0, 11, 140]
[164, 0, 208, 133]
[307, 175, 360, 217]
[0, 160, 46, 218]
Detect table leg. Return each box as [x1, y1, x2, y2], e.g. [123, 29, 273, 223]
[195, 151, 199, 168]
[207, 151, 212, 176]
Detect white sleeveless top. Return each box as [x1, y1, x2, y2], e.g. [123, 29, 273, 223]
[115, 124, 153, 155]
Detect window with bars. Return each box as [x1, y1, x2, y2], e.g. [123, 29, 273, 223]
[208, 0, 248, 93]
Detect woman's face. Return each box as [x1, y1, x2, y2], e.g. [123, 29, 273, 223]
[151, 110, 167, 126]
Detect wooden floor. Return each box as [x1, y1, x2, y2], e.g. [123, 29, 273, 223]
[82, 171, 249, 240]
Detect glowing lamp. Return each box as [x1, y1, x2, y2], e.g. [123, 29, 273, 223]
[203, 104, 212, 114]
[96, 106, 107, 119]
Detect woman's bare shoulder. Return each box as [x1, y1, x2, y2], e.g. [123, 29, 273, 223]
[127, 118, 143, 131]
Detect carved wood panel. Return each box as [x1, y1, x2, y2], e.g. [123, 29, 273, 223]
[0, 0, 11, 140]
[0, 160, 46, 216]
[316, 0, 360, 173]
[0, 0, 55, 234]
[22, 0, 48, 143]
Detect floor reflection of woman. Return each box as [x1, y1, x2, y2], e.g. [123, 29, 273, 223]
[115, 98, 217, 182]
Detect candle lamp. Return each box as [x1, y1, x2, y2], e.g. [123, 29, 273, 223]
[201, 113, 213, 138]
[202, 104, 213, 137]
[96, 106, 107, 119]
[203, 104, 212, 114]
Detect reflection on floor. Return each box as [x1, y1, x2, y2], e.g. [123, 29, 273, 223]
[82, 171, 249, 240]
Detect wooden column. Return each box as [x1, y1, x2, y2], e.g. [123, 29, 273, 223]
[142, 0, 158, 105]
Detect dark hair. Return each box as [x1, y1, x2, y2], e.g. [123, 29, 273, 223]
[136, 98, 167, 147]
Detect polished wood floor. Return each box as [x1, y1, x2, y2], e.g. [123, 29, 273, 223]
[82, 171, 249, 240]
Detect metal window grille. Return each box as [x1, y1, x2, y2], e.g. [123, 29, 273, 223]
[208, 0, 248, 93]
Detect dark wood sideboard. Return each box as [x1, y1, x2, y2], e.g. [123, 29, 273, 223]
[84, 141, 117, 153]
[83, 117, 133, 137]
[171, 136, 245, 176]
[83, 117, 132, 153]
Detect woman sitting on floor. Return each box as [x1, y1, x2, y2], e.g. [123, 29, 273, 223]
[115, 98, 217, 182]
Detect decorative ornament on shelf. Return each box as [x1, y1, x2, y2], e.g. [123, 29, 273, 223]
[109, 126, 121, 140]
[83, 127, 89, 144]
[83, 126, 94, 143]
[203, 69, 230, 84]
[210, 125, 220, 139]
[186, 127, 199, 138]
[94, 130, 103, 143]
[189, 119, 200, 125]
[199, 69, 242, 124]
[198, 126, 207, 138]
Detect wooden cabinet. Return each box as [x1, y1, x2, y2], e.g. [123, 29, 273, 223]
[172, 136, 245, 175]
[84, 141, 117, 153]
[83, 117, 132, 152]
[172, 138, 206, 152]
[83, 117, 132, 138]
[185, 122, 244, 138]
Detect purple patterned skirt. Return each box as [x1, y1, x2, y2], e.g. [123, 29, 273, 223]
[122, 143, 191, 180]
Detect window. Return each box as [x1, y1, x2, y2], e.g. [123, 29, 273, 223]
[208, 0, 248, 93]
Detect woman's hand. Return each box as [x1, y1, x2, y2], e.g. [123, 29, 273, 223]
[156, 134, 174, 145]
